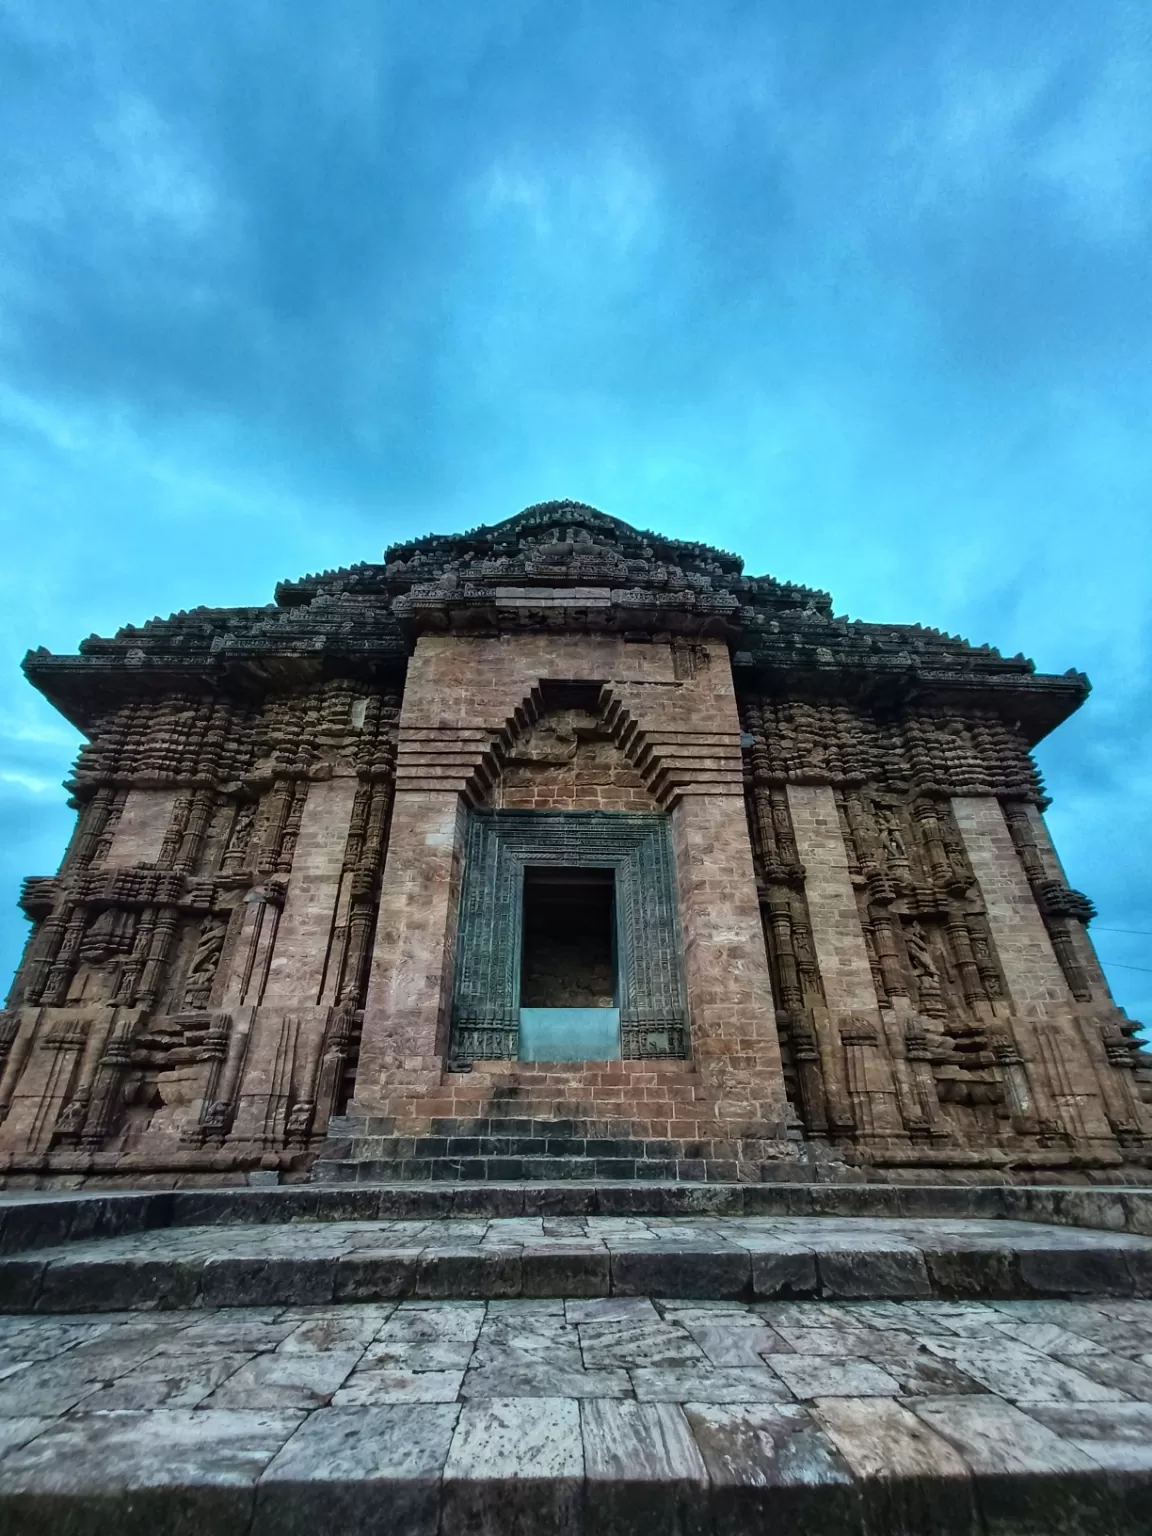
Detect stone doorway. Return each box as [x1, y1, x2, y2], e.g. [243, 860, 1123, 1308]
[519, 866, 620, 1061]
[448, 810, 688, 1064]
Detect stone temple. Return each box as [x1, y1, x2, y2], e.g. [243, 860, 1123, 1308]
[5, 503, 1152, 1530]
[2, 498, 1149, 1190]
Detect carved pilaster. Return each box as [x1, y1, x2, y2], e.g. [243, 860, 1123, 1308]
[838, 1020, 905, 1140]
[903, 920, 947, 1020]
[78, 1017, 137, 1147]
[183, 913, 230, 1011]
[989, 1032, 1039, 1135]
[903, 1017, 947, 1137]
[174, 789, 215, 875]
[1002, 799, 1095, 1002]
[786, 1014, 829, 1139]
[42, 908, 86, 1005]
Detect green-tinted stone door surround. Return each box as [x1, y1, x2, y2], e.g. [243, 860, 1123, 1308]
[449, 809, 689, 1062]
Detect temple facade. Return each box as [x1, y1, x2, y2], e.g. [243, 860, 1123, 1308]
[1, 500, 1148, 1187]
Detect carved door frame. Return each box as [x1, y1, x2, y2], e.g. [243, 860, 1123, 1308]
[449, 810, 689, 1062]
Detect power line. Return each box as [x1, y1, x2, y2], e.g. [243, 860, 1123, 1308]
[1099, 960, 1152, 975]
[1094, 927, 1152, 938]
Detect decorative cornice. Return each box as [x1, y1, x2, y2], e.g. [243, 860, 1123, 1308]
[22, 499, 1089, 743]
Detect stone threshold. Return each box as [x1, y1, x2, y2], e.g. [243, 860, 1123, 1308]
[3, 1216, 1152, 1313]
[2, 1182, 1151, 1258]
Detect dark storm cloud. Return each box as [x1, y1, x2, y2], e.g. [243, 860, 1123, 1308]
[1, 0, 1150, 1016]
[8, 1, 1142, 489]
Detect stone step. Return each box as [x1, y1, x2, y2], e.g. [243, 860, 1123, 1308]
[6, 1294, 1152, 1536]
[330, 1136, 693, 1160]
[426, 1117, 674, 1137]
[3, 1211, 1151, 1314]
[317, 1120, 746, 1180]
[423, 1115, 708, 1136]
[5, 1182, 1152, 1244]
[313, 1156, 693, 1183]
[3, 1184, 1150, 1257]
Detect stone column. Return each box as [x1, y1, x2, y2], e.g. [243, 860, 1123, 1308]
[785, 785, 879, 1018]
[262, 775, 360, 1006]
[950, 797, 1069, 1011]
[786, 783, 905, 1139]
[1013, 801, 1112, 1002]
[352, 791, 467, 1110]
[225, 774, 358, 1148]
[952, 794, 1116, 1149]
[670, 791, 790, 1137]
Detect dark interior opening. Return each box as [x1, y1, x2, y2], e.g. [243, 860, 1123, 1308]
[520, 866, 616, 1008]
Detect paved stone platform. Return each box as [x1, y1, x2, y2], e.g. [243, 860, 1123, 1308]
[4, 1216, 1152, 1313]
[3, 1181, 1150, 1254]
[1, 1297, 1151, 1533]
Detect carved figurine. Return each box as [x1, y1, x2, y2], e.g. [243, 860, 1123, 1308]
[905, 922, 937, 981]
[187, 917, 227, 980]
[183, 915, 228, 1006]
[878, 808, 907, 861]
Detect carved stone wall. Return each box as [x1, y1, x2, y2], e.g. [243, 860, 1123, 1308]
[1, 680, 399, 1182]
[2, 499, 1147, 1184]
[736, 686, 1151, 1173]
[486, 708, 658, 812]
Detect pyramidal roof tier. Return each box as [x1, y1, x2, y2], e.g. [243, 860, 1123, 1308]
[23, 498, 1087, 740]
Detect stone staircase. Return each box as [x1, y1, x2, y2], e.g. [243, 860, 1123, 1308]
[314, 1115, 705, 1182]
[313, 1060, 789, 1183]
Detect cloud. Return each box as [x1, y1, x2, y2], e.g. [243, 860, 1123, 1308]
[0, 0, 1148, 1023]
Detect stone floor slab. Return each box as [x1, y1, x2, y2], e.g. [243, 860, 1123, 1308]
[253, 1403, 459, 1536]
[0, 1294, 1150, 1531]
[442, 1396, 583, 1536]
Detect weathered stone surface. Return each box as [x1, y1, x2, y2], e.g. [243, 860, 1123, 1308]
[922, 1340, 1130, 1404]
[685, 1402, 859, 1536]
[0, 1296, 1151, 1530]
[0, 1408, 303, 1535]
[578, 1317, 706, 1370]
[1028, 1402, 1152, 1471]
[912, 1393, 1100, 1474]
[766, 1356, 903, 1399]
[816, 1248, 932, 1300]
[200, 1256, 335, 1308]
[77, 1353, 256, 1411]
[202, 1349, 362, 1409]
[522, 1246, 611, 1297]
[582, 1399, 708, 1536]
[254, 1403, 459, 1536]
[910, 1394, 1125, 1534]
[332, 1251, 420, 1301]
[332, 1366, 465, 1405]
[683, 1323, 785, 1365]
[462, 1363, 632, 1399]
[750, 1249, 819, 1298]
[8, 1214, 1152, 1316]
[812, 1395, 978, 1536]
[442, 1396, 583, 1536]
[630, 1366, 793, 1403]
[610, 1246, 750, 1299]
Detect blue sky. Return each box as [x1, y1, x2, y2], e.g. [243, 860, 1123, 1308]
[1, 1, 1149, 1026]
